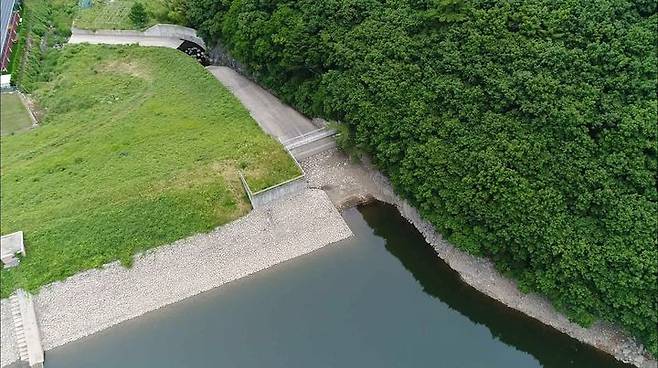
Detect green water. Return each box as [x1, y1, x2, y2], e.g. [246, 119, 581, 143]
[44, 202, 628, 367]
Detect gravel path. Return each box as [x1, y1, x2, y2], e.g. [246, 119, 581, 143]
[1, 189, 350, 367]
[0, 299, 18, 367]
[302, 149, 657, 368]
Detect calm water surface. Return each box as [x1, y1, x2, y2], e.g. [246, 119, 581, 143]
[45, 203, 627, 367]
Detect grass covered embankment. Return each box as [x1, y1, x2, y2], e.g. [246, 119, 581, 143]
[73, 0, 174, 30]
[0, 45, 300, 297]
[1, 93, 33, 135]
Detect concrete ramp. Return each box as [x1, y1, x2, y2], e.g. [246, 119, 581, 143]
[207, 66, 338, 160]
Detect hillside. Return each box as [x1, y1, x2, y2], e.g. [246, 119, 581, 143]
[0, 45, 299, 296]
[182, 0, 658, 355]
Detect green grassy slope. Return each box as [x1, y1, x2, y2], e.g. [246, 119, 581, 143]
[1, 93, 33, 136]
[74, 0, 168, 30]
[0, 45, 300, 296]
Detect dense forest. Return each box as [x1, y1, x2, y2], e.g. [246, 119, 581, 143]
[178, 0, 657, 355]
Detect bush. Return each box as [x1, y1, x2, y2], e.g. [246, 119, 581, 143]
[129, 2, 148, 28]
[11, 0, 75, 91]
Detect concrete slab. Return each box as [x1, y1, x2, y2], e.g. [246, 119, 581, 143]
[1, 231, 24, 268]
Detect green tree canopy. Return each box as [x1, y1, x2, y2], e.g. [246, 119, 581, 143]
[182, 0, 658, 356]
[129, 2, 148, 28]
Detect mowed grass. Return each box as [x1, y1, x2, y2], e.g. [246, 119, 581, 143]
[0, 45, 300, 296]
[1, 93, 33, 136]
[74, 0, 163, 30]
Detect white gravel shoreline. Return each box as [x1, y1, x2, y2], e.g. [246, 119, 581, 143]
[1, 189, 351, 367]
[0, 299, 19, 367]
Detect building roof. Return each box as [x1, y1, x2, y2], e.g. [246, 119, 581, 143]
[1, 0, 18, 54]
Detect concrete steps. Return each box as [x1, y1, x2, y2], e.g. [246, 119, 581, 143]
[289, 136, 336, 160]
[282, 128, 337, 160]
[9, 290, 44, 367]
[9, 293, 29, 362]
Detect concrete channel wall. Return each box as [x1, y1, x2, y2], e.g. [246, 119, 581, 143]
[240, 173, 307, 209]
[239, 151, 307, 209]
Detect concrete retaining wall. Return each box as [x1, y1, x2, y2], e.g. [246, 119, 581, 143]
[243, 175, 308, 209]
[239, 147, 308, 209]
[143, 24, 206, 49]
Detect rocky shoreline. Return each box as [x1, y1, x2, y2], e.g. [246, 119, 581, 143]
[301, 149, 657, 368]
[0, 189, 351, 367]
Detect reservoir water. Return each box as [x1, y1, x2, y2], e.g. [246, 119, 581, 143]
[44, 202, 627, 367]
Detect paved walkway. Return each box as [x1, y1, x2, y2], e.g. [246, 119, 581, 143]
[69, 29, 183, 49]
[207, 66, 317, 142]
[69, 33, 183, 48]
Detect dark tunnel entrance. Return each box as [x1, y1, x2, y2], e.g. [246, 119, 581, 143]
[177, 40, 210, 66]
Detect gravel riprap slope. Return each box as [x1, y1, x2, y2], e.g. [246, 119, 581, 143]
[30, 189, 350, 352]
[0, 299, 19, 367]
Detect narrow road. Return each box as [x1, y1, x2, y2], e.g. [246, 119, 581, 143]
[68, 34, 183, 49]
[207, 66, 317, 142]
[67, 25, 206, 50]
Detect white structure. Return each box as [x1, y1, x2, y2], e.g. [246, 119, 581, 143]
[0, 73, 10, 89]
[1, 231, 25, 268]
[9, 289, 44, 368]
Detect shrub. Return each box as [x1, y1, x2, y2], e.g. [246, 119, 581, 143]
[129, 2, 148, 28]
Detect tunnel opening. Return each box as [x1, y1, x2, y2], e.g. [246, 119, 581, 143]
[177, 40, 210, 66]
